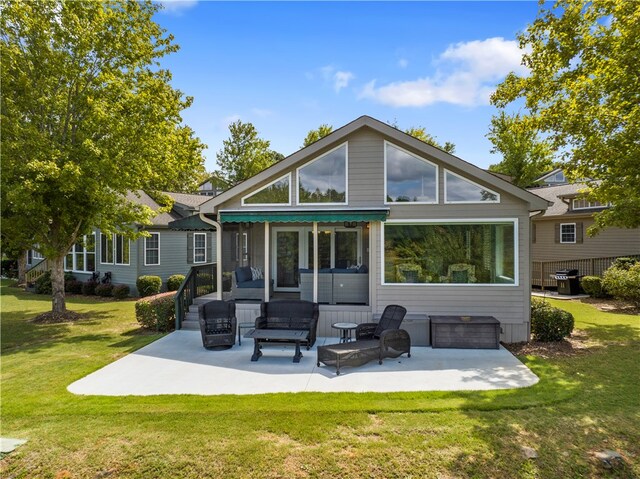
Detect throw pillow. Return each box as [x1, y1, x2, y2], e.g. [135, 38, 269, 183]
[251, 267, 263, 280]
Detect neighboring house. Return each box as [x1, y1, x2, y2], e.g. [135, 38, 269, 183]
[535, 168, 568, 186]
[26, 191, 216, 295]
[171, 116, 549, 343]
[527, 182, 640, 287]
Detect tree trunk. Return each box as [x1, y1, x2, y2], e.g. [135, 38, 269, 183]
[51, 256, 66, 314]
[17, 250, 27, 285]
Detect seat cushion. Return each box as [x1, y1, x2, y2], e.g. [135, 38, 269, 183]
[235, 266, 253, 284]
[237, 279, 265, 288]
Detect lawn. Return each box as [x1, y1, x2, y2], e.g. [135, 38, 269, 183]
[1, 280, 638, 478]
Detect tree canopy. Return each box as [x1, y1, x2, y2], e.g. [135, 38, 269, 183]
[302, 124, 333, 147]
[404, 127, 456, 154]
[487, 112, 554, 188]
[491, 0, 640, 232]
[215, 120, 283, 185]
[1, 0, 206, 315]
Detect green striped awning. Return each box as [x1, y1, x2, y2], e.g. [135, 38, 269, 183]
[219, 209, 388, 223]
[168, 214, 217, 230]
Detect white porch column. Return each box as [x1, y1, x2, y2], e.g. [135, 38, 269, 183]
[313, 221, 318, 303]
[264, 221, 270, 302]
[198, 213, 222, 300]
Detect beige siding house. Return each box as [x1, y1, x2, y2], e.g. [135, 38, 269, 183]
[184, 116, 549, 343]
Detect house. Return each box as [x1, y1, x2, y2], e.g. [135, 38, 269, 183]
[527, 181, 640, 287]
[171, 116, 549, 343]
[26, 191, 216, 295]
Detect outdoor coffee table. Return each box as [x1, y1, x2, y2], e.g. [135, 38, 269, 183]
[331, 322, 358, 343]
[244, 329, 309, 363]
[237, 322, 255, 346]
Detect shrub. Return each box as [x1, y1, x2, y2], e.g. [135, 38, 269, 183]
[112, 284, 130, 299]
[65, 280, 84, 294]
[611, 257, 638, 271]
[35, 271, 52, 294]
[531, 297, 574, 342]
[581, 275, 606, 298]
[167, 274, 185, 291]
[82, 280, 98, 296]
[602, 262, 640, 307]
[135, 292, 175, 332]
[95, 283, 113, 297]
[136, 275, 162, 297]
[1, 259, 18, 278]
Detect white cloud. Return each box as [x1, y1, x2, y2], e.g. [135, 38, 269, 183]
[157, 0, 198, 15]
[360, 37, 528, 107]
[319, 65, 355, 93]
[398, 58, 409, 69]
[333, 71, 355, 92]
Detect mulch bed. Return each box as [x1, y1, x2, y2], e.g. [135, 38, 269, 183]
[503, 329, 592, 359]
[31, 310, 88, 324]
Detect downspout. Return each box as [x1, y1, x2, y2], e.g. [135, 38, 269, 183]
[199, 213, 223, 301]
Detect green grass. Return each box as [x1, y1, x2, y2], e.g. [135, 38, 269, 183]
[1, 281, 638, 478]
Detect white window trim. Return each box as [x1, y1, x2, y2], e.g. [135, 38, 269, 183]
[100, 233, 114, 265]
[380, 218, 519, 287]
[560, 223, 576, 244]
[572, 198, 606, 210]
[193, 232, 207, 264]
[144, 232, 161, 266]
[384, 140, 439, 205]
[114, 235, 130, 266]
[444, 169, 500, 204]
[65, 233, 96, 273]
[296, 142, 348, 206]
[32, 250, 44, 260]
[241, 173, 292, 207]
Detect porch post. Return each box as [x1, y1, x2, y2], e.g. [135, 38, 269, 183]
[313, 221, 318, 303]
[198, 213, 222, 300]
[264, 221, 270, 302]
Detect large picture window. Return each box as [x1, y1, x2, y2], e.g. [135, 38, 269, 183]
[65, 234, 96, 272]
[145, 233, 160, 266]
[385, 142, 437, 203]
[101, 233, 129, 265]
[383, 221, 516, 285]
[444, 170, 499, 203]
[297, 143, 347, 204]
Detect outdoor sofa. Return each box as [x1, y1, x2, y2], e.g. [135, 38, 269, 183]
[232, 266, 274, 301]
[317, 304, 410, 375]
[254, 299, 319, 349]
[299, 265, 368, 304]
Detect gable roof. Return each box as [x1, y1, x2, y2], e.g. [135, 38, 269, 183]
[202, 115, 550, 212]
[164, 191, 211, 209]
[527, 183, 604, 218]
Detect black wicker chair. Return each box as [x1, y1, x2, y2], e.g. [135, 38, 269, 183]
[317, 304, 410, 375]
[199, 300, 237, 350]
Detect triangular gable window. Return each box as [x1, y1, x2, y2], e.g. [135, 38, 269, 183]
[444, 170, 500, 203]
[242, 173, 291, 206]
[385, 142, 437, 204]
[297, 143, 347, 204]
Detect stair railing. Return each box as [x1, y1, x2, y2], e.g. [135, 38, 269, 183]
[175, 262, 217, 329]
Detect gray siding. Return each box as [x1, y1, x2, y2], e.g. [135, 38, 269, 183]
[532, 217, 640, 261]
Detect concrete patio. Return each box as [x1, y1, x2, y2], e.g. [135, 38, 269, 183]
[68, 331, 539, 396]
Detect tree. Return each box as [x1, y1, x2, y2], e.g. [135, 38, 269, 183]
[216, 120, 282, 185]
[1, 0, 205, 318]
[491, 0, 640, 232]
[486, 112, 554, 188]
[404, 127, 456, 154]
[302, 124, 333, 147]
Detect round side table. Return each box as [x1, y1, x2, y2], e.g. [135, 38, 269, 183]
[331, 322, 358, 343]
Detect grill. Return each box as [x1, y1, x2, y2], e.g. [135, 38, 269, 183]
[553, 268, 580, 295]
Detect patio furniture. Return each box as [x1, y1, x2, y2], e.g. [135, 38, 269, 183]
[429, 315, 501, 349]
[237, 321, 255, 346]
[245, 329, 309, 363]
[299, 267, 369, 304]
[231, 266, 273, 301]
[198, 300, 237, 350]
[255, 299, 319, 349]
[317, 304, 411, 375]
[332, 322, 358, 343]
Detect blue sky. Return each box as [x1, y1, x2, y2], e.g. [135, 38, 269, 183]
[154, 1, 540, 172]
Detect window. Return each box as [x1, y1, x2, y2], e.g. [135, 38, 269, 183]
[560, 223, 576, 243]
[383, 221, 516, 285]
[194, 233, 207, 263]
[385, 142, 437, 203]
[234, 232, 248, 262]
[145, 233, 160, 265]
[100, 233, 114, 264]
[242, 174, 291, 205]
[297, 143, 347, 204]
[445, 170, 499, 203]
[65, 234, 96, 272]
[572, 198, 605, 210]
[306, 227, 361, 269]
[115, 235, 130, 265]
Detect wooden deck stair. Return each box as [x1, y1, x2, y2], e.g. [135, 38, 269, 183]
[25, 259, 50, 285]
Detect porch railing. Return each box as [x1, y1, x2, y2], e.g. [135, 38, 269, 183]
[175, 262, 217, 330]
[532, 254, 640, 289]
[25, 259, 49, 284]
